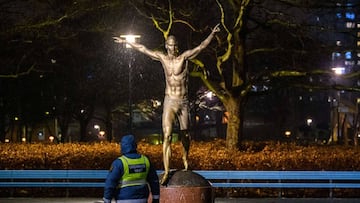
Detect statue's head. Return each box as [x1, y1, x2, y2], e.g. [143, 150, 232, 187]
[165, 35, 178, 55]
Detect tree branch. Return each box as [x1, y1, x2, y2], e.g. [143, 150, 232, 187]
[0, 63, 37, 78]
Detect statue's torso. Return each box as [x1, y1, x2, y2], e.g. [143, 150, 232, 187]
[160, 55, 188, 99]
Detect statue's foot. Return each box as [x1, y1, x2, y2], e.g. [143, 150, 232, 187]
[160, 172, 169, 186]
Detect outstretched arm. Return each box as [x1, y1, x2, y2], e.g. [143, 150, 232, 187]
[182, 24, 220, 60]
[113, 37, 161, 60]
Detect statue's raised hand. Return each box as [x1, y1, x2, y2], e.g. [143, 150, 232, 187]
[112, 37, 125, 44]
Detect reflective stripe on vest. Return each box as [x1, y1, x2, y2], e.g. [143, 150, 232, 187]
[118, 155, 150, 188]
[115, 199, 147, 203]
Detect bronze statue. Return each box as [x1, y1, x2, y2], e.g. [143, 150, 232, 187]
[113, 24, 220, 184]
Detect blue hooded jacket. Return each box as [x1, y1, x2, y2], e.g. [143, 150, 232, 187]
[103, 135, 160, 202]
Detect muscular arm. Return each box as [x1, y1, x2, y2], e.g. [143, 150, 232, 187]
[113, 37, 162, 60]
[182, 24, 220, 60]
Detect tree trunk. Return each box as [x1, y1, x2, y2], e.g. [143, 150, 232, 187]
[58, 114, 71, 143]
[224, 96, 242, 150]
[341, 114, 349, 146]
[354, 113, 359, 146]
[105, 109, 113, 142]
[59, 121, 69, 143]
[79, 120, 87, 142]
[0, 110, 5, 142]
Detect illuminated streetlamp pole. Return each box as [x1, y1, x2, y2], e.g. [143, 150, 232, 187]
[120, 34, 141, 133]
[332, 67, 345, 143]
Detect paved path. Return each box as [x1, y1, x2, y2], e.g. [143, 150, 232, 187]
[0, 198, 359, 203]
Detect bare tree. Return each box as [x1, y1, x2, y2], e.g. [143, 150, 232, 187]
[130, 0, 360, 149]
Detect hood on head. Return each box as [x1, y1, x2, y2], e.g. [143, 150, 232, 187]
[121, 134, 137, 154]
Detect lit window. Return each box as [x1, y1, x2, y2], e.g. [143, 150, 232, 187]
[332, 52, 341, 60]
[345, 12, 355, 20]
[336, 41, 342, 46]
[346, 22, 355, 28]
[358, 41, 360, 46]
[357, 60, 360, 65]
[358, 52, 360, 57]
[345, 51, 352, 59]
[358, 23, 360, 28]
[345, 60, 355, 66]
[358, 32, 360, 38]
[336, 13, 342, 18]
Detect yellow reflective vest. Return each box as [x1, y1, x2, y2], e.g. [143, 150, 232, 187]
[117, 155, 150, 188]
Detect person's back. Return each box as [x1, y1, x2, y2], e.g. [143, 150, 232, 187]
[103, 135, 160, 203]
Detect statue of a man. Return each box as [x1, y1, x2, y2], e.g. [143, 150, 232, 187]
[113, 24, 220, 184]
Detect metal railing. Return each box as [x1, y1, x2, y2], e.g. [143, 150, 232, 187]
[1, 170, 360, 198]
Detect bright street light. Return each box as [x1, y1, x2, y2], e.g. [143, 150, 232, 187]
[120, 34, 141, 133]
[306, 118, 312, 126]
[331, 66, 345, 142]
[94, 124, 100, 130]
[120, 34, 141, 48]
[331, 66, 345, 75]
[206, 91, 214, 100]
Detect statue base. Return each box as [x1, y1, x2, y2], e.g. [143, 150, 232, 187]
[159, 170, 213, 203]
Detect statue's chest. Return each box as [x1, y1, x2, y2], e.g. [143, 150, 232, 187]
[164, 58, 185, 75]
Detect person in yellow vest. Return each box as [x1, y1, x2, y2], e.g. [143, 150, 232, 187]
[103, 134, 160, 203]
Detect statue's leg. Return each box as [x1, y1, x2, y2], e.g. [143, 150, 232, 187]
[161, 126, 172, 185]
[160, 99, 174, 185]
[179, 103, 190, 171]
[180, 129, 190, 171]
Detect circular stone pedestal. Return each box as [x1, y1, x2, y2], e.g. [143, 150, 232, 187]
[159, 170, 213, 203]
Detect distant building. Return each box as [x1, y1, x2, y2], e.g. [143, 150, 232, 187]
[328, 0, 360, 144]
[331, 0, 359, 74]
